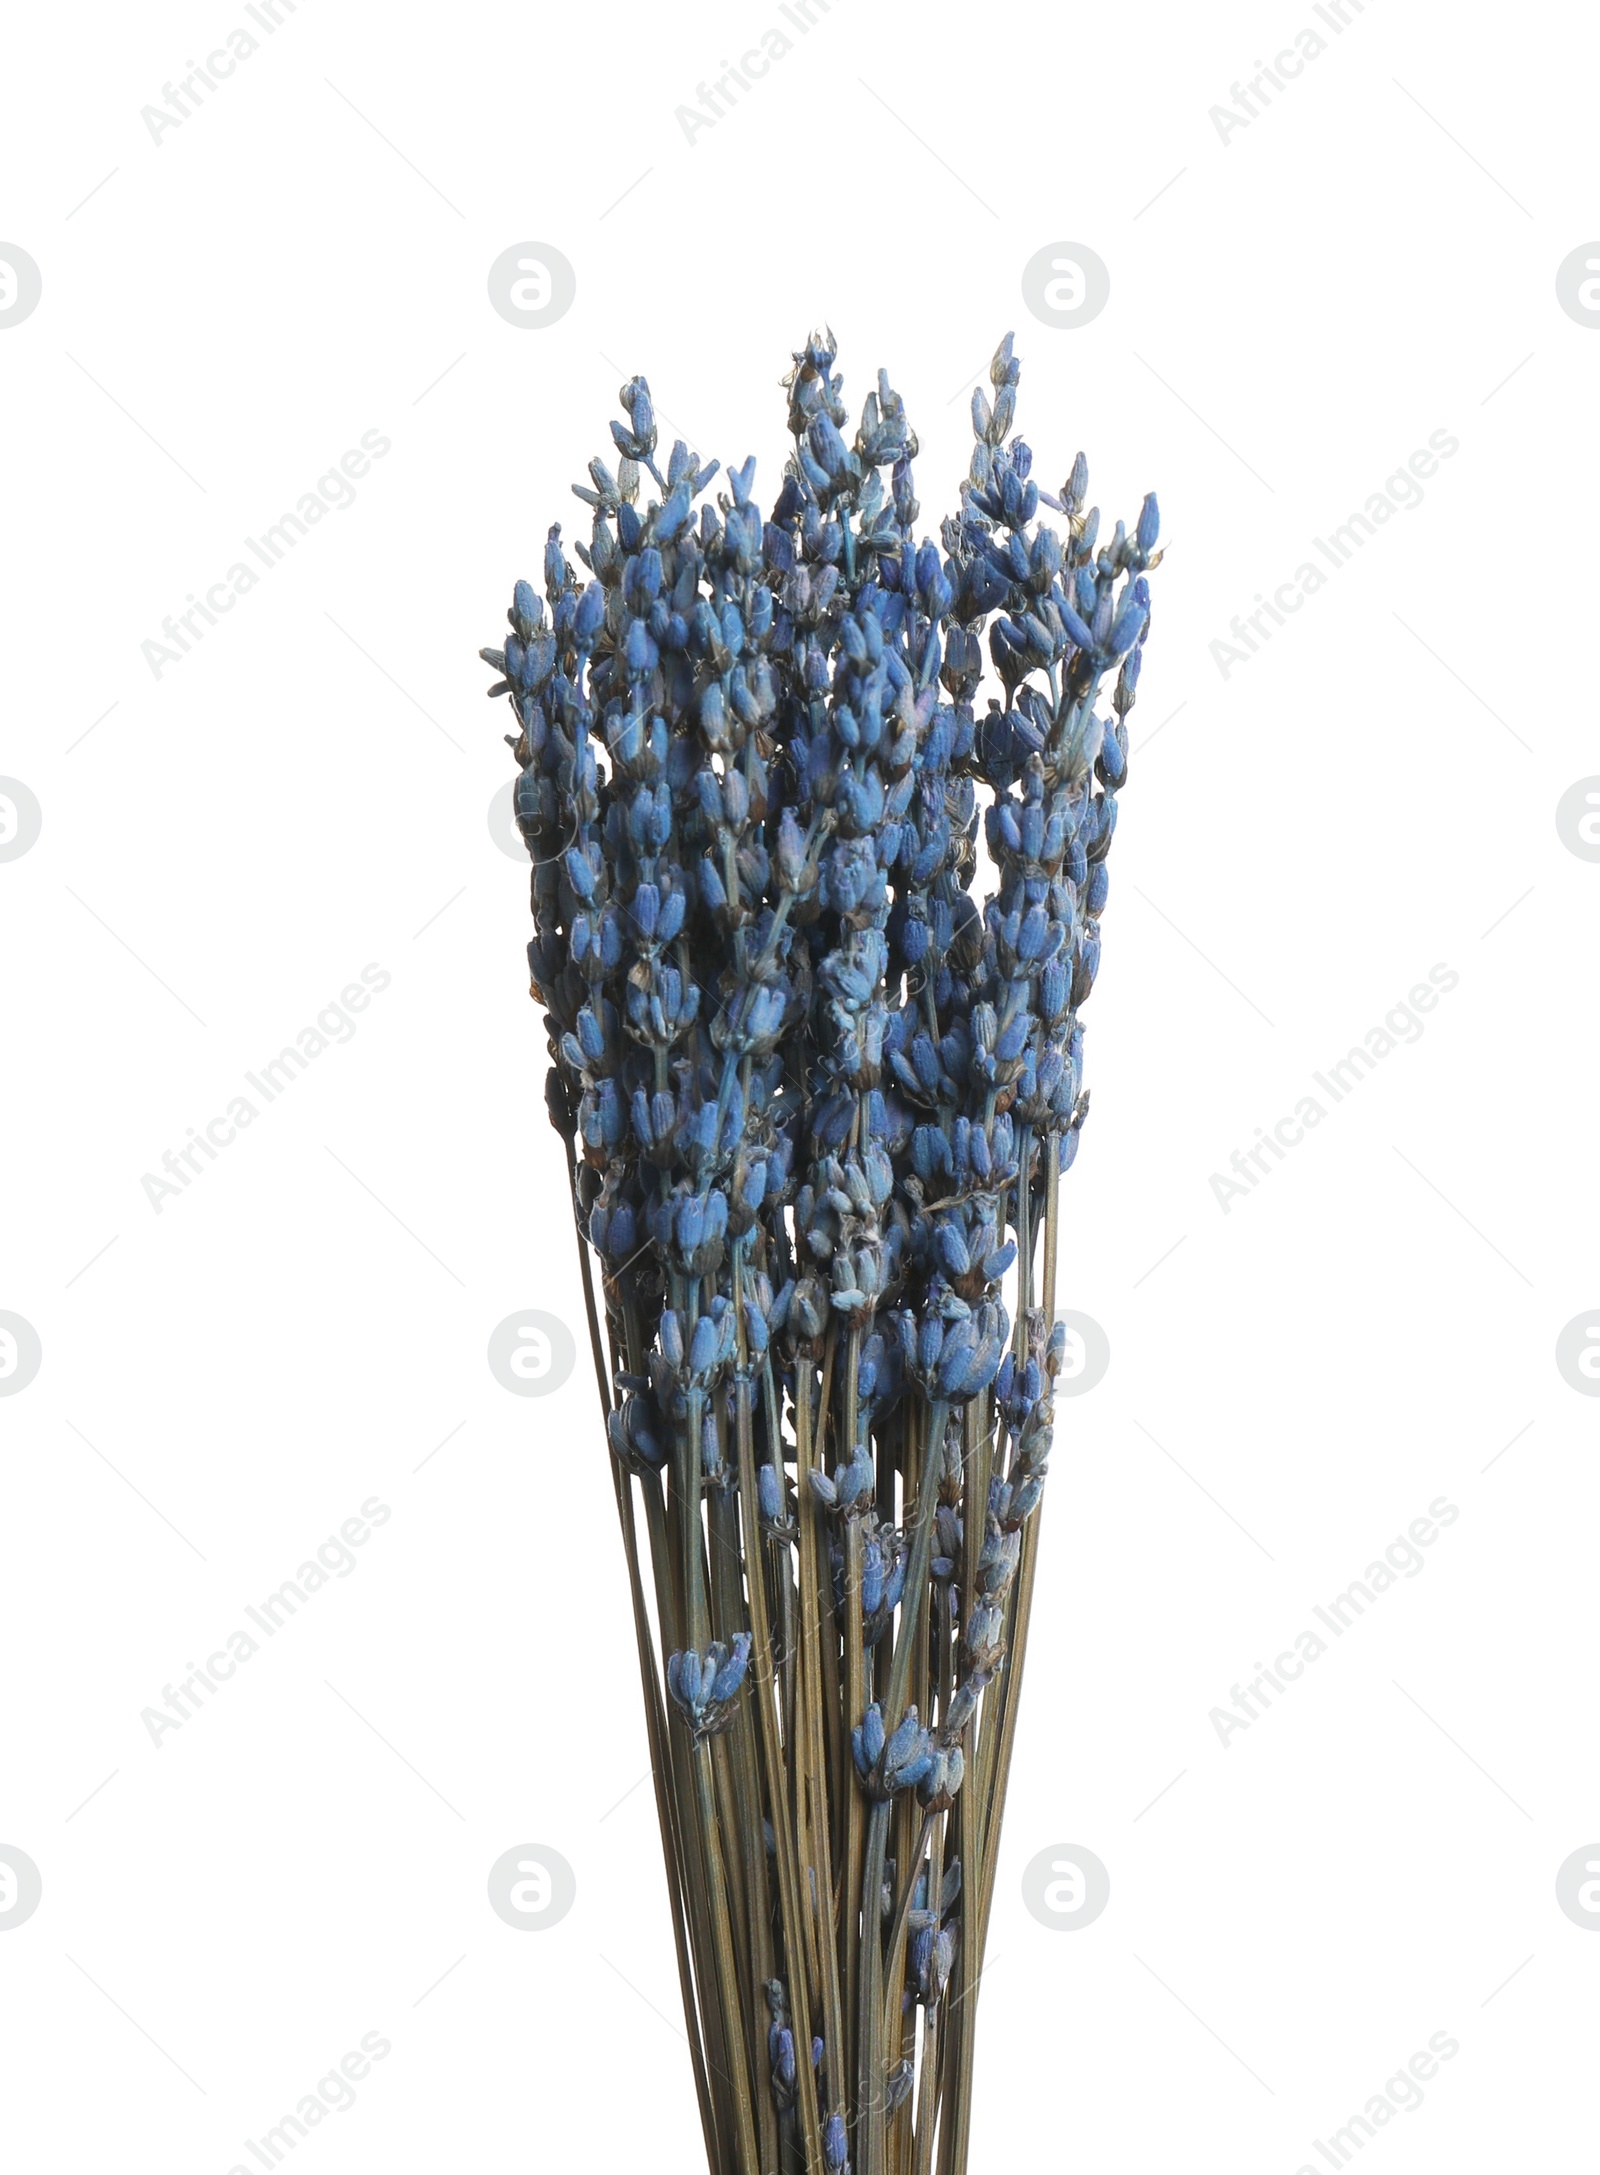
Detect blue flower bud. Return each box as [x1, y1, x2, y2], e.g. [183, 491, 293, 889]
[862, 1541, 884, 1616]
[1108, 594, 1147, 656]
[710, 1633, 752, 1703]
[856, 1702, 886, 1769]
[563, 846, 597, 902]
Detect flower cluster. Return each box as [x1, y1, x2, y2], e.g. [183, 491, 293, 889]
[483, 331, 1157, 2175]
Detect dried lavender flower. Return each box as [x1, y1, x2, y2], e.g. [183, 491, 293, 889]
[482, 331, 1159, 2175]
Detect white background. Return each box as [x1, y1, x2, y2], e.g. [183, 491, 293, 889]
[3, 0, 1597, 2168]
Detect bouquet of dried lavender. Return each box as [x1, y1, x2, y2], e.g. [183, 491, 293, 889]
[480, 331, 1157, 2175]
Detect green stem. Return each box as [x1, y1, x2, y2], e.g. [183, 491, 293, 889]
[883, 1402, 951, 1734]
[737, 1360, 825, 2175]
[911, 1812, 944, 2175]
[880, 1810, 932, 2053]
[695, 1740, 764, 2175]
[856, 1798, 893, 2175]
[795, 1361, 847, 2122]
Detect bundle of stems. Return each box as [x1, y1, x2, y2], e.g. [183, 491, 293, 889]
[481, 331, 1158, 2175]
